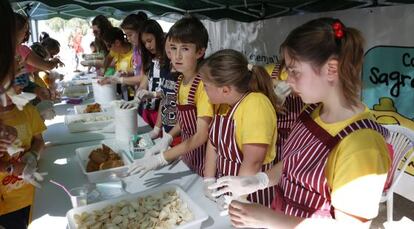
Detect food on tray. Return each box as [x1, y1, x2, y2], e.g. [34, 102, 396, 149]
[71, 115, 113, 124]
[73, 190, 193, 229]
[86, 144, 124, 172]
[84, 103, 102, 113]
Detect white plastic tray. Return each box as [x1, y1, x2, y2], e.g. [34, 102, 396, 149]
[66, 184, 208, 229]
[65, 112, 114, 133]
[75, 144, 131, 183]
[73, 103, 112, 115]
[62, 84, 90, 99]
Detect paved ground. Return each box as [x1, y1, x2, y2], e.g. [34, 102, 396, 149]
[371, 194, 414, 228]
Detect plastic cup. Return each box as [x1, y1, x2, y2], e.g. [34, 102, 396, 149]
[69, 187, 88, 208]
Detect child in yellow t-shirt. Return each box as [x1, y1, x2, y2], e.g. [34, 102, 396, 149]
[200, 49, 281, 207]
[0, 86, 46, 228]
[212, 18, 390, 228]
[128, 16, 213, 177]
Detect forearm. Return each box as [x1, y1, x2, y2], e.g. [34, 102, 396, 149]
[163, 130, 208, 162]
[154, 106, 162, 128]
[27, 53, 56, 71]
[238, 160, 263, 176]
[121, 75, 141, 86]
[204, 140, 217, 178]
[266, 161, 283, 187]
[30, 135, 45, 156]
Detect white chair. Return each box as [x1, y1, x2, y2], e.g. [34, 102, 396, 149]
[381, 125, 414, 223]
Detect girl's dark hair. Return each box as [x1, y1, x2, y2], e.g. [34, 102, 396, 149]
[31, 42, 48, 59]
[102, 27, 127, 45]
[0, 1, 16, 88]
[200, 49, 281, 112]
[120, 12, 148, 31]
[15, 13, 30, 43]
[139, 19, 166, 73]
[281, 17, 365, 107]
[41, 37, 60, 53]
[91, 15, 113, 55]
[39, 32, 50, 42]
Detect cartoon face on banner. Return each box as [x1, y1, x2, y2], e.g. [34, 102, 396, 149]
[362, 46, 414, 129]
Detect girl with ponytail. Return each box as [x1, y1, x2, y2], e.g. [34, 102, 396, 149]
[200, 49, 279, 207]
[210, 18, 390, 228]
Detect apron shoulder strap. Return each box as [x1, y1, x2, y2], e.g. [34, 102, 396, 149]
[188, 75, 202, 104]
[226, 93, 250, 118]
[336, 119, 389, 140]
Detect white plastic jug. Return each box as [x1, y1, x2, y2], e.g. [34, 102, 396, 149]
[92, 80, 117, 105]
[114, 107, 138, 144]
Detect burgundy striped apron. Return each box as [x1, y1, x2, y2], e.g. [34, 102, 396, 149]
[276, 94, 304, 162]
[272, 104, 389, 218]
[209, 93, 276, 207]
[174, 75, 206, 176]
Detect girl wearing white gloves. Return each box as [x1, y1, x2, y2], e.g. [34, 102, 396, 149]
[210, 18, 390, 229]
[200, 49, 280, 207]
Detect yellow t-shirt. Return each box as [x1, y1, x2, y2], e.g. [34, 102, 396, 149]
[216, 93, 277, 164]
[264, 63, 288, 81]
[310, 104, 390, 219]
[178, 77, 214, 118]
[33, 74, 48, 89]
[0, 104, 46, 215]
[109, 48, 134, 73]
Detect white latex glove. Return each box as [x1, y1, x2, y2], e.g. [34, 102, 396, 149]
[19, 163, 47, 188]
[7, 92, 36, 110]
[216, 195, 233, 216]
[36, 100, 56, 120]
[209, 172, 269, 197]
[135, 89, 156, 100]
[203, 177, 217, 202]
[127, 153, 168, 177]
[145, 131, 172, 157]
[7, 139, 24, 157]
[274, 81, 292, 106]
[149, 126, 161, 139]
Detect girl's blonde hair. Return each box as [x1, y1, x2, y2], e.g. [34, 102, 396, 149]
[281, 17, 365, 107]
[200, 49, 281, 112]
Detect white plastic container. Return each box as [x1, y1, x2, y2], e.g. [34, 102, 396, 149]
[65, 112, 114, 133]
[92, 80, 117, 105]
[75, 144, 131, 183]
[66, 184, 208, 229]
[62, 84, 89, 99]
[115, 107, 138, 144]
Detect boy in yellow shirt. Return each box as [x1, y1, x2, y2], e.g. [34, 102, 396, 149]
[0, 83, 46, 228]
[128, 16, 213, 177]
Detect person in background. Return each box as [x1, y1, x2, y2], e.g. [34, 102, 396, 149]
[71, 27, 84, 72]
[38, 32, 49, 42]
[128, 16, 212, 177]
[99, 27, 134, 100]
[200, 49, 280, 208]
[0, 79, 47, 229]
[210, 17, 390, 229]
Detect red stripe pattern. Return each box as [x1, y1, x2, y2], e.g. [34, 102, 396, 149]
[175, 75, 206, 176]
[272, 104, 389, 218]
[276, 95, 304, 162]
[209, 93, 276, 207]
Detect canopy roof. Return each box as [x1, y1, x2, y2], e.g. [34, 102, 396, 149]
[10, 0, 414, 22]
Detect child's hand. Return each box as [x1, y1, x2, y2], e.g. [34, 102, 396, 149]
[0, 124, 18, 154]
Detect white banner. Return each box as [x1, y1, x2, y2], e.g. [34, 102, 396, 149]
[203, 4, 414, 201]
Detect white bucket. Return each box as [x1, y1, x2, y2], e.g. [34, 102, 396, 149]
[115, 107, 138, 144]
[92, 80, 117, 105]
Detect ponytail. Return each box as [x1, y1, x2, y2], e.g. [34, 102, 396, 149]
[249, 65, 282, 112]
[200, 49, 282, 112]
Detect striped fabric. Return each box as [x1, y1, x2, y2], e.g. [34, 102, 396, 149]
[209, 93, 276, 207]
[174, 75, 206, 176]
[272, 104, 389, 218]
[276, 95, 304, 162]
